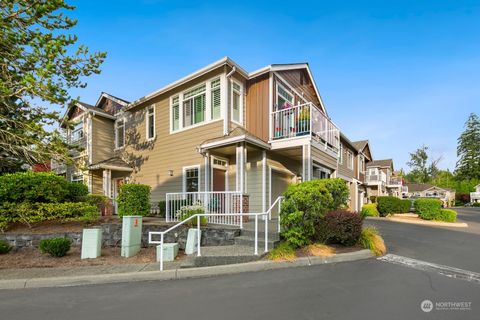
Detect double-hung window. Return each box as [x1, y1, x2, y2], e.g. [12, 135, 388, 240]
[146, 106, 155, 140]
[172, 96, 180, 131]
[231, 81, 243, 124]
[359, 155, 365, 173]
[115, 118, 125, 149]
[183, 84, 206, 128]
[184, 167, 199, 192]
[347, 151, 354, 169]
[276, 84, 293, 110]
[71, 122, 84, 143]
[211, 78, 221, 120]
[339, 144, 344, 164]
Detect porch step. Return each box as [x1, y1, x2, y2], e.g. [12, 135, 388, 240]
[240, 229, 280, 241]
[180, 245, 266, 268]
[234, 235, 280, 249]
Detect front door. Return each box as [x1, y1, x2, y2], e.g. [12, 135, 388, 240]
[212, 168, 226, 191]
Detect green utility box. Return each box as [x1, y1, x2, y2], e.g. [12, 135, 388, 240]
[81, 228, 102, 259]
[156, 243, 179, 262]
[121, 216, 143, 257]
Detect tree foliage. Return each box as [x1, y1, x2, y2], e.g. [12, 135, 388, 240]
[456, 113, 480, 180]
[0, 0, 106, 171]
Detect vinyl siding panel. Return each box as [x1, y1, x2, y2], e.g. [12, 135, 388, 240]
[92, 116, 115, 164]
[311, 146, 337, 171]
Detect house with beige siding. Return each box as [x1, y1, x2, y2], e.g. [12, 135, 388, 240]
[365, 159, 404, 200]
[56, 57, 391, 222]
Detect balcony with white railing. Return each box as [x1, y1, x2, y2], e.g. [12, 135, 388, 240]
[366, 171, 387, 186]
[387, 177, 403, 187]
[270, 102, 340, 153]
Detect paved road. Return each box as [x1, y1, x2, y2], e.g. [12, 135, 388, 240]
[1, 208, 479, 320]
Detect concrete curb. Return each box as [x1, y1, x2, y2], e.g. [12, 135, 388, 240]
[366, 216, 468, 228]
[0, 250, 374, 290]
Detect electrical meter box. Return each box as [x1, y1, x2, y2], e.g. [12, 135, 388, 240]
[121, 216, 143, 257]
[81, 228, 102, 259]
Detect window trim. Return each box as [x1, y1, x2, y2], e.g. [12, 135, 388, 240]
[71, 171, 84, 183]
[275, 83, 294, 110]
[347, 150, 354, 170]
[182, 165, 201, 193]
[170, 75, 222, 134]
[231, 79, 243, 125]
[114, 116, 126, 150]
[339, 144, 344, 164]
[70, 121, 84, 143]
[146, 105, 156, 141]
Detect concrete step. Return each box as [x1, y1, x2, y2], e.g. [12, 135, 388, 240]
[234, 235, 280, 249]
[240, 229, 280, 241]
[180, 245, 266, 268]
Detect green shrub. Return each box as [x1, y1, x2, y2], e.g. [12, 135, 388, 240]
[176, 203, 207, 227]
[117, 184, 151, 217]
[0, 240, 12, 254]
[0, 172, 69, 203]
[317, 210, 363, 246]
[472, 202, 480, 207]
[377, 196, 410, 216]
[39, 238, 71, 257]
[0, 202, 99, 229]
[358, 226, 386, 256]
[65, 182, 89, 202]
[414, 198, 442, 218]
[360, 204, 379, 218]
[81, 194, 109, 213]
[158, 201, 166, 217]
[370, 196, 377, 204]
[438, 209, 457, 222]
[268, 242, 296, 261]
[280, 179, 349, 248]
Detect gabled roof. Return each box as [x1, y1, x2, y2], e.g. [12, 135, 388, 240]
[366, 159, 394, 169]
[61, 101, 117, 126]
[352, 140, 368, 151]
[340, 133, 358, 153]
[88, 157, 133, 171]
[198, 127, 270, 152]
[95, 92, 130, 108]
[405, 183, 454, 193]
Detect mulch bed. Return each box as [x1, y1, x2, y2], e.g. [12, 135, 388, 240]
[0, 247, 185, 269]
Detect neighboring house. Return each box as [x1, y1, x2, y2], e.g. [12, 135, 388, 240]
[404, 183, 456, 206]
[365, 159, 403, 200]
[52, 92, 131, 199]
[470, 184, 480, 203]
[337, 135, 372, 212]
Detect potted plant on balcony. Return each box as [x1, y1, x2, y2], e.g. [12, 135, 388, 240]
[296, 107, 310, 136]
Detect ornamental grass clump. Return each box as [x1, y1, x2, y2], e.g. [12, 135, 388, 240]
[358, 226, 386, 256]
[268, 242, 296, 261]
[360, 204, 379, 218]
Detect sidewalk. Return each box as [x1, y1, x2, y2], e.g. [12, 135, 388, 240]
[0, 250, 374, 290]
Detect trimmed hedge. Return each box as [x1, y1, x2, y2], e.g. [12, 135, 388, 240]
[360, 204, 380, 218]
[39, 238, 71, 257]
[280, 178, 349, 248]
[377, 196, 411, 216]
[414, 198, 442, 217]
[0, 240, 12, 254]
[65, 182, 89, 202]
[117, 184, 151, 217]
[0, 202, 99, 231]
[317, 210, 362, 246]
[438, 209, 457, 222]
[0, 172, 70, 203]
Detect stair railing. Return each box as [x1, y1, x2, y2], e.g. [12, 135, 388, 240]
[149, 196, 284, 271]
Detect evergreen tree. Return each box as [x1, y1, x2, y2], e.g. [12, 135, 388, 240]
[0, 1, 106, 171]
[456, 113, 480, 180]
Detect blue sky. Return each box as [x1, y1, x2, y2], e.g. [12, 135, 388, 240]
[65, 0, 480, 171]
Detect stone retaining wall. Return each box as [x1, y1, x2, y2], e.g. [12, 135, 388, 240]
[0, 224, 241, 250]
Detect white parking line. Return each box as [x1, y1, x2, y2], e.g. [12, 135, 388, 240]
[378, 254, 480, 285]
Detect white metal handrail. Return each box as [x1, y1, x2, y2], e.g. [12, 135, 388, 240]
[149, 196, 284, 271]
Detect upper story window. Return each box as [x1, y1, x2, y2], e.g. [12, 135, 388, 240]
[115, 118, 125, 149]
[170, 77, 222, 133]
[71, 122, 84, 142]
[276, 84, 293, 110]
[368, 168, 378, 176]
[339, 144, 344, 164]
[211, 79, 221, 120]
[347, 151, 354, 169]
[359, 155, 365, 173]
[231, 81, 243, 124]
[183, 84, 206, 127]
[146, 105, 155, 140]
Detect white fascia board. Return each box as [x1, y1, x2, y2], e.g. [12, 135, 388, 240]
[95, 92, 129, 108]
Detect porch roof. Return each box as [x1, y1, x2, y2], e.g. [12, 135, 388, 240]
[198, 127, 270, 153]
[88, 157, 133, 172]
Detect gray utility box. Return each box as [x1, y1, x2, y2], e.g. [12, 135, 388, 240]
[81, 228, 102, 259]
[156, 243, 179, 262]
[121, 216, 143, 258]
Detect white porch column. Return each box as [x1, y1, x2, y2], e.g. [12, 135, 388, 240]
[236, 142, 246, 192]
[204, 152, 210, 192]
[103, 169, 112, 198]
[302, 144, 312, 181]
[262, 150, 267, 213]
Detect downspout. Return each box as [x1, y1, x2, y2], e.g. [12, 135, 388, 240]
[224, 66, 236, 136]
